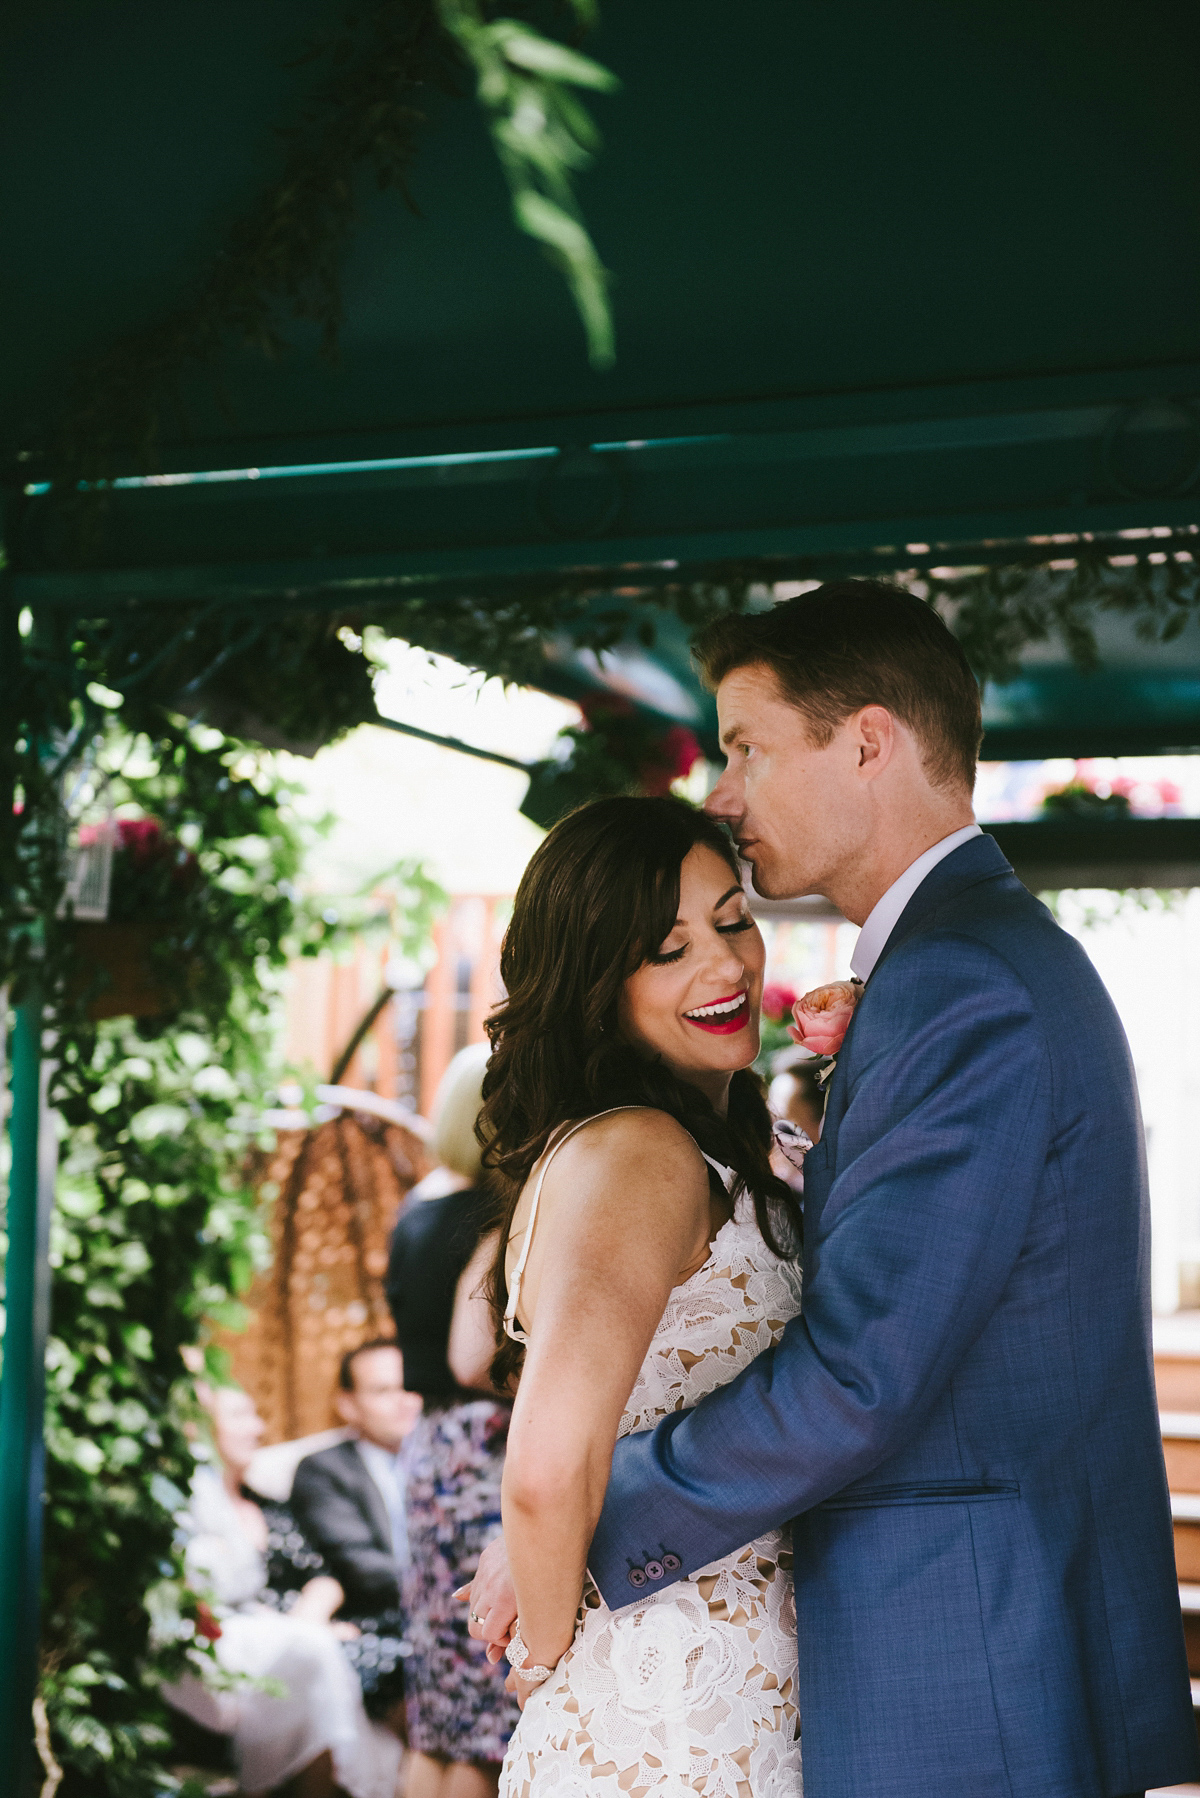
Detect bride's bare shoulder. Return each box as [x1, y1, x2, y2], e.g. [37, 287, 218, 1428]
[546, 1107, 708, 1195]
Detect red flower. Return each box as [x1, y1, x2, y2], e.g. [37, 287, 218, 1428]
[194, 1601, 222, 1643]
[761, 984, 798, 1023]
[639, 726, 703, 796]
[116, 818, 166, 860]
[79, 817, 165, 857]
[80, 815, 200, 892]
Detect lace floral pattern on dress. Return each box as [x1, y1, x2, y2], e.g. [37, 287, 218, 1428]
[500, 1198, 804, 1798]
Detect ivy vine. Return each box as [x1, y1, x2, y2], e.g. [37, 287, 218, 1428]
[437, 0, 618, 366]
[35, 0, 616, 529]
[911, 528, 1200, 683]
[1, 721, 301, 1792]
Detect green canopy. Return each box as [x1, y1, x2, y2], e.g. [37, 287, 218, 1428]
[5, 0, 1200, 760]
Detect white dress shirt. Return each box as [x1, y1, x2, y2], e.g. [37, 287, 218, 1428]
[355, 1436, 412, 1573]
[849, 824, 983, 983]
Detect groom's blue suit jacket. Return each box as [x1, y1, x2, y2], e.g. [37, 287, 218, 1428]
[590, 834, 1199, 1798]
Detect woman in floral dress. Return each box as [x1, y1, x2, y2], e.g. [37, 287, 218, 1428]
[386, 1045, 520, 1798]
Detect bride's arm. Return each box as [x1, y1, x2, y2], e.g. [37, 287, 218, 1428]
[501, 1110, 711, 1676]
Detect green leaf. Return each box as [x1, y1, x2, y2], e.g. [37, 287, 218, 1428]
[513, 189, 595, 258]
[122, 1322, 154, 1360]
[437, 0, 616, 368]
[205, 1298, 250, 1332]
[495, 27, 620, 91]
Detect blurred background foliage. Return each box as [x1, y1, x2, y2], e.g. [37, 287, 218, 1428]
[0, 699, 443, 1794]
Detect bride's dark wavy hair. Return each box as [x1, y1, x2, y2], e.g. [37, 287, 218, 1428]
[479, 794, 800, 1384]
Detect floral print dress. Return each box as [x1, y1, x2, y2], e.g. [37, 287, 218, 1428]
[402, 1399, 522, 1760]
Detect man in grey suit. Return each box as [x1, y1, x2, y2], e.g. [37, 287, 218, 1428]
[291, 1338, 422, 1621]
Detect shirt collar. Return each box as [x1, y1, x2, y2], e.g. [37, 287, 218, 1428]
[849, 825, 983, 983]
[355, 1436, 403, 1477]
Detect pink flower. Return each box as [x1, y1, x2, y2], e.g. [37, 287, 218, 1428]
[79, 817, 165, 857]
[761, 983, 798, 1024]
[789, 980, 861, 1057]
[116, 818, 166, 861]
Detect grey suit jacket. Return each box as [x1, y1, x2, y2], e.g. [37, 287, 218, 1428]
[291, 1439, 401, 1618]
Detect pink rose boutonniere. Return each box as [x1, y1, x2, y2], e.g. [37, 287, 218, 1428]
[789, 979, 863, 1084]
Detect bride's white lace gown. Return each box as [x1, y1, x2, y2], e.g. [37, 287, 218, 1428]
[499, 1184, 804, 1798]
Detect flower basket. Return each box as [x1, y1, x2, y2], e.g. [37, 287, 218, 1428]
[65, 818, 204, 1018]
[69, 922, 177, 1020]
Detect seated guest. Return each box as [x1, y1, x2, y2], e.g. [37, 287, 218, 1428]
[291, 1340, 422, 1621]
[165, 1383, 402, 1798]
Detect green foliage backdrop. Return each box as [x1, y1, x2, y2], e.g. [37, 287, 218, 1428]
[0, 669, 444, 1792]
[8, 722, 310, 1793]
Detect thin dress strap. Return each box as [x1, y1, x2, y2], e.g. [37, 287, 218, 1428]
[502, 1105, 732, 1345]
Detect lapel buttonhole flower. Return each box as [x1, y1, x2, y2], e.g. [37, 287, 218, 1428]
[788, 980, 862, 1060]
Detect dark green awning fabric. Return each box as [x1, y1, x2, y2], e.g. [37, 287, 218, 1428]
[4, 0, 1200, 757]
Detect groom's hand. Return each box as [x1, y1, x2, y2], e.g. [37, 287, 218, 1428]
[455, 1534, 518, 1663]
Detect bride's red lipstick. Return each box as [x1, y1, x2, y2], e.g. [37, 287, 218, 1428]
[683, 991, 750, 1034]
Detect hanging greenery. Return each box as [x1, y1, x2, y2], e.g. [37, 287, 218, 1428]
[369, 572, 756, 688]
[912, 528, 1200, 682]
[36, 0, 616, 525]
[16, 540, 1200, 829]
[520, 691, 702, 827]
[4, 720, 302, 1793]
[436, 0, 618, 367]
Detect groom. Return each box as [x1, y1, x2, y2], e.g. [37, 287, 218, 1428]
[472, 581, 1198, 1797]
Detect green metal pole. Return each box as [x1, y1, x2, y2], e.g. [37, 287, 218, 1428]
[0, 996, 52, 1795]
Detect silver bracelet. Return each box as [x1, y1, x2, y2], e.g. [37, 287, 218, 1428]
[505, 1623, 553, 1685]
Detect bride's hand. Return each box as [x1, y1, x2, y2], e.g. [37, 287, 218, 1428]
[455, 1535, 518, 1663]
[505, 1666, 535, 1711]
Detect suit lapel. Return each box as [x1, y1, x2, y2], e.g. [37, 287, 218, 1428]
[867, 832, 1012, 981]
[339, 1440, 394, 1553]
[814, 834, 1015, 1178]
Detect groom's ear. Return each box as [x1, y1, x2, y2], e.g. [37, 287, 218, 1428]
[852, 705, 897, 779]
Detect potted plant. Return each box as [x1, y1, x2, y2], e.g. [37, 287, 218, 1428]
[70, 818, 201, 1018]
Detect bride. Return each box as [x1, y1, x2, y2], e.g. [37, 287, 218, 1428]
[472, 794, 805, 1798]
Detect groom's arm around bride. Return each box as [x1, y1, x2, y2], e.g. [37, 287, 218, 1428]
[584, 586, 1198, 1798]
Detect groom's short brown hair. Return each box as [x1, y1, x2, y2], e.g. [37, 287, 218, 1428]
[693, 579, 983, 794]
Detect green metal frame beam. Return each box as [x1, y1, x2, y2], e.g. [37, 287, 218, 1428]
[15, 495, 1200, 616]
[0, 998, 52, 1795]
[12, 365, 1200, 608]
[984, 818, 1200, 887]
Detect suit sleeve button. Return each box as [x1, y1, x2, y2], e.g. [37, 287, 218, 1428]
[643, 1560, 664, 1581]
[627, 1566, 647, 1589]
[661, 1552, 682, 1573]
